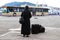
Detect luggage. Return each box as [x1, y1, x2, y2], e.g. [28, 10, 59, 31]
[31, 24, 45, 34]
[19, 17, 24, 24]
[39, 25, 45, 33]
[31, 24, 39, 34]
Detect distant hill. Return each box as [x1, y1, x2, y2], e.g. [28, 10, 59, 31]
[4, 2, 36, 6]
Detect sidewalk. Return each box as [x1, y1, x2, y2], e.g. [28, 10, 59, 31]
[0, 27, 60, 40]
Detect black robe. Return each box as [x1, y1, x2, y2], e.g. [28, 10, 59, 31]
[21, 9, 32, 35]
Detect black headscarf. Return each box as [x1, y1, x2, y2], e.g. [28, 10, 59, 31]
[25, 6, 29, 10]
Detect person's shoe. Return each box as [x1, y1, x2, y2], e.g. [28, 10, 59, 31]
[23, 34, 25, 37]
[26, 35, 29, 37]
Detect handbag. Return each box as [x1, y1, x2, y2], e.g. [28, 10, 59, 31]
[19, 17, 24, 24]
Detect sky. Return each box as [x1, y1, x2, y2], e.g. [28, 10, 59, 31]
[0, 0, 60, 8]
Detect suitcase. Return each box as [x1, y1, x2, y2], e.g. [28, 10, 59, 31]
[31, 24, 40, 34]
[39, 25, 45, 33]
[31, 24, 45, 34]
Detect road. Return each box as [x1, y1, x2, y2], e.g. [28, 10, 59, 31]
[0, 15, 60, 40]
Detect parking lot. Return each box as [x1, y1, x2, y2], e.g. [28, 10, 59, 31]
[0, 15, 60, 40]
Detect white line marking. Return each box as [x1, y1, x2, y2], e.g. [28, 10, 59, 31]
[0, 27, 60, 37]
[0, 31, 12, 37]
[0, 28, 21, 37]
[9, 31, 20, 33]
[9, 28, 21, 31]
[45, 27, 60, 30]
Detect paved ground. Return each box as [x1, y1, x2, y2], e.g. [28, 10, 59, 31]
[0, 15, 60, 40]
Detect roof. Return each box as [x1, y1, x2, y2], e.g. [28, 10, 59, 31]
[1, 6, 49, 9]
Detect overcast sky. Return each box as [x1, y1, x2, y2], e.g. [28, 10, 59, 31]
[0, 0, 60, 8]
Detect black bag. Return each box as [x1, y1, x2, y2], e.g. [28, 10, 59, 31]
[31, 24, 45, 34]
[19, 17, 24, 24]
[31, 24, 40, 34]
[39, 25, 45, 33]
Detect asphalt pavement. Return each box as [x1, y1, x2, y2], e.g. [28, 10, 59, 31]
[0, 15, 60, 40]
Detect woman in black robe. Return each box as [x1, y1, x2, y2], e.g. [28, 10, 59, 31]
[21, 6, 32, 37]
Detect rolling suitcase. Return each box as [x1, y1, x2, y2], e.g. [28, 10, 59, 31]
[31, 24, 45, 34]
[39, 25, 45, 33]
[31, 24, 40, 34]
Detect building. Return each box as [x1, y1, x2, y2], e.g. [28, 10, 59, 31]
[1, 5, 49, 16]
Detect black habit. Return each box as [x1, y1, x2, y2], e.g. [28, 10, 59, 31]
[21, 6, 32, 35]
